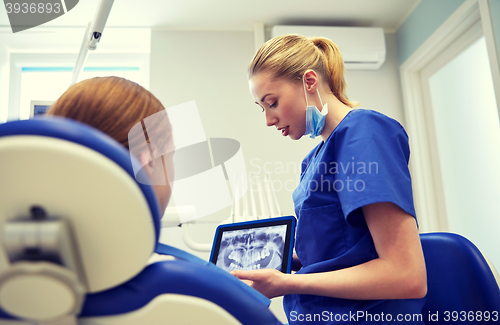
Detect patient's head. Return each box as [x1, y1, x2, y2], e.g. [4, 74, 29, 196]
[47, 76, 173, 213]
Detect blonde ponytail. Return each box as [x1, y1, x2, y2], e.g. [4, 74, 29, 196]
[248, 34, 358, 108]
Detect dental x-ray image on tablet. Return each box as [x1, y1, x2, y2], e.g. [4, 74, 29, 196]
[210, 216, 296, 273]
[218, 226, 286, 272]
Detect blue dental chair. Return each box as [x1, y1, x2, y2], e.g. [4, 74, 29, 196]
[420, 232, 500, 324]
[0, 117, 281, 325]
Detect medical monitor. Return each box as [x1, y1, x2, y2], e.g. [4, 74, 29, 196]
[30, 101, 53, 118]
[210, 216, 296, 273]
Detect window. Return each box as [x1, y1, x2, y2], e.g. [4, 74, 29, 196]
[19, 66, 143, 119]
[8, 52, 150, 120]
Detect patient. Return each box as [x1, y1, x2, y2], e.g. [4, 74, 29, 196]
[40, 77, 276, 323]
[46, 76, 174, 212]
[45, 76, 274, 315]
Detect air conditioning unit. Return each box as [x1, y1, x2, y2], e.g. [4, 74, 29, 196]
[271, 26, 386, 70]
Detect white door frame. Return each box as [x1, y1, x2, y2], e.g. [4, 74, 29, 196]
[399, 0, 500, 233]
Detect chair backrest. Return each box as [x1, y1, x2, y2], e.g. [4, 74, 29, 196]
[420, 232, 500, 323]
[0, 117, 281, 325]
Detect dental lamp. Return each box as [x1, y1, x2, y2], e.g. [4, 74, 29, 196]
[166, 172, 283, 253]
[70, 0, 114, 86]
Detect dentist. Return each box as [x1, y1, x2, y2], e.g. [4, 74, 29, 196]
[232, 34, 427, 324]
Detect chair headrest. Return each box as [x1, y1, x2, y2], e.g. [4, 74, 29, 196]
[0, 117, 161, 293]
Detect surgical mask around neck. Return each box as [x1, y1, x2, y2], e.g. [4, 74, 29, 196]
[303, 77, 328, 139]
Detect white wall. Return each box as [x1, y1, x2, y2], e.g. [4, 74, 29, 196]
[0, 49, 9, 123]
[346, 33, 405, 124]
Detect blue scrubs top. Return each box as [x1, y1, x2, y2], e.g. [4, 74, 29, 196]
[283, 109, 425, 324]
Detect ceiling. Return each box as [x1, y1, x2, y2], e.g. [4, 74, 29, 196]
[0, 0, 420, 33]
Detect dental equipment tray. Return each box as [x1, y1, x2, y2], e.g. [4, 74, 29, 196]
[210, 216, 296, 273]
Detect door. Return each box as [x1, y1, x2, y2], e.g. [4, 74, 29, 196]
[420, 21, 500, 270]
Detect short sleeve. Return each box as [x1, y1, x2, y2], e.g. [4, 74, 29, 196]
[332, 111, 416, 228]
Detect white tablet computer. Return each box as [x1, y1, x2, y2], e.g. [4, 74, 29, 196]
[209, 216, 296, 273]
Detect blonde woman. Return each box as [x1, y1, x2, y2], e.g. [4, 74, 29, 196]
[232, 35, 427, 324]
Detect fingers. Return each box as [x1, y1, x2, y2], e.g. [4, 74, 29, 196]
[230, 270, 256, 280]
[230, 270, 254, 287]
